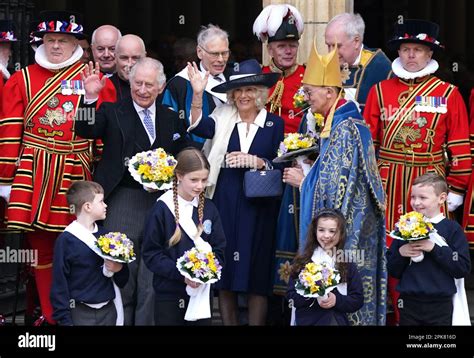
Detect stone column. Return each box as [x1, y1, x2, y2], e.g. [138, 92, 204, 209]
[261, 0, 353, 65]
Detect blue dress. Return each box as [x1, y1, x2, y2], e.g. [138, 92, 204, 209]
[191, 111, 284, 295]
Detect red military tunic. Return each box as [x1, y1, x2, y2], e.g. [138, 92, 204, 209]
[462, 89, 474, 249]
[0, 62, 115, 232]
[263, 63, 305, 133]
[365, 76, 472, 246]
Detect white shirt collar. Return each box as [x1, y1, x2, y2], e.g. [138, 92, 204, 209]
[133, 101, 156, 117]
[200, 62, 225, 82]
[427, 213, 445, 224]
[236, 108, 267, 128]
[392, 58, 439, 80]
[352, 45, 364, 66]
[178, 194, 199, 208]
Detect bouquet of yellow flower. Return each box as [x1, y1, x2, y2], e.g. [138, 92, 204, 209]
[95, 232, 136, 263]
[176, 247, 222, 284]
[274, 133, 318, 176]
[128, 148, 177, 191]
[390, 211, 435, 242]
[277, 132, 316, 157]
[295, 261, 341, 299]
[293, 86, 309, 109]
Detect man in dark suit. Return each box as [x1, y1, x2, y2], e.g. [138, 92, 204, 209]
[76, 57, 189, 325]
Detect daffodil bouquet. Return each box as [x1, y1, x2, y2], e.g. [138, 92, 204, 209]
[295, 261, 341, 298]
[95, 232, 136, 263]
[128, 148, 177, 191]
[176, 247, 222, 284]
[293, 86, 309, 109]
[277, 132, 316, 157]
[390, 211, 435, 242]
[274, 132, 319, 175]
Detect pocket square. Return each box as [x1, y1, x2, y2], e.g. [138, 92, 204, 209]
[172, 133, 181, 141]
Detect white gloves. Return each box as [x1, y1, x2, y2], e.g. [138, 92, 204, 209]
[0, 185, 11, 203]
[447, 192, 464, 212]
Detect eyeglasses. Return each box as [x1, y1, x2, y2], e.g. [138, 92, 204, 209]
[302, 88, 314, 97]
[199, 46, 231, 59]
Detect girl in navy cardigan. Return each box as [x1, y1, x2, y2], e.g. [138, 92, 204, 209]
[142, 148, 226, 325]
[287, 209, 364, 325]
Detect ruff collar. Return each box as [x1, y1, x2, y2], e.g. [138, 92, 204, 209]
[392, 58, 439, 80]
[35, 44, 83, 71]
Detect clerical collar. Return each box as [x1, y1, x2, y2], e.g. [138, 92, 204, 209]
[392, 58, 439, 80]
[269, 59, 298, 78]
[35, 44, 84, 71]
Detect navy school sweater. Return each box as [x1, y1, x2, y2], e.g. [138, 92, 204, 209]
[142, 198, 226, 301]
[51, 226, 129, 325]
[287, 262, 364, 326]
[387, 218, 471, 299]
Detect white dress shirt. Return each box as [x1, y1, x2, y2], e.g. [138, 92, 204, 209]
[200, 63, 226, 108]
[236, 109, 267, 153]
[133, 101, 157, 145]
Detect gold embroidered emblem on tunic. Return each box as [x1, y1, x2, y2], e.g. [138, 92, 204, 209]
[39, 109, 67, 128]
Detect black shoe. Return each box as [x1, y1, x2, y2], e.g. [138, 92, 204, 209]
[33, 315, 56, 326]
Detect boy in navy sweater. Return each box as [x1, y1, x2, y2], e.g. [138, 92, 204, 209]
[51, 181, 129, 325]
[387, 173, 471, 325]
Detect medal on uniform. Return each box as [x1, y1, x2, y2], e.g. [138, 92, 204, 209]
[414, 96, 447, 113]
[78, 80, 85, 95]
[61, 80, 73, 95]
[62, 101, 74, 113]
[47, 96, 60, 108]
[71, 80, 85, 95]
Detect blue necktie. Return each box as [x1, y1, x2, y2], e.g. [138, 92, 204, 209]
[142, 109, 155, 141]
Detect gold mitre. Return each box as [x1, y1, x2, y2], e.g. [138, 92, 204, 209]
[302, 39, 342, 88]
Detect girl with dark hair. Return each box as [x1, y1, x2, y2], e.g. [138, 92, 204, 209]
[142, 148, 226, 325]
[287, 209, 363, 326]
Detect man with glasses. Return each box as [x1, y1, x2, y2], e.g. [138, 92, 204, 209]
[162, 24, 231, 147]
[284, 41, 386, 326]
[325, 13, 392, 114]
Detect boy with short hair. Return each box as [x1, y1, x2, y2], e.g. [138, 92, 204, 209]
[387, 172, 471, 325]
[51, 181, 129, 325]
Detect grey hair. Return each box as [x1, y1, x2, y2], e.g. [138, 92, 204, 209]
[129, 57, 166, 87]
[197, 24, 229, 49]
[327, 13, 365, 42]
[115, 34, 146, 56]
[226, 86, 269, 111]
[91, 25, 122, 45]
